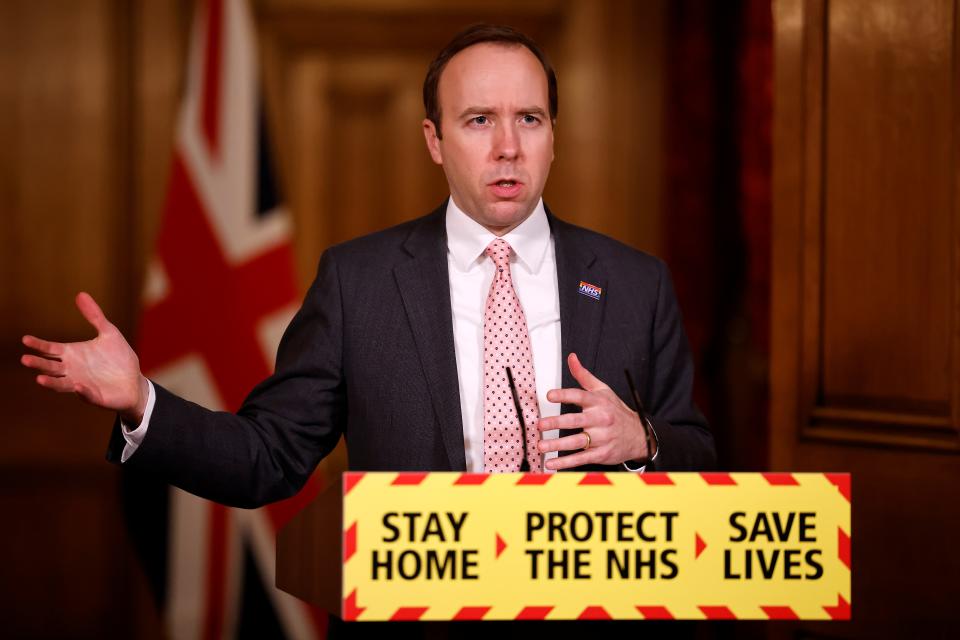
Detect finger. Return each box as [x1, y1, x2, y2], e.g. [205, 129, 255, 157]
[36, 374, 77, 393]
[567, 352, 607, 392]
[22, 335, 64, 357]
[21, 354, 66, 376]
[545, 387, 599, 408]
[536, 412, 590, 431]
[76, 292, 112, 334]
[545, 449, 597, 471]
[538, 432, 591, 453]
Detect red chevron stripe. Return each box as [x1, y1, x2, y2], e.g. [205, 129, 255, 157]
[824, 594, 851, 620]
[578, 606, 612, 620]
[343, 472, 365, 495]
[391, 473, 428, 485]
[390, 607, 428, 621]
[761, 606, 798, 619]
[579, 473, 612, 485]
[453, 606, 491, 620]
[839, 527, 851, 569]
[700, 473, 737, 485]
[636, 606, 673, 619]
[517, 474, 552, 485]
[454, 473, 489, 485]
[762, 472, 799, 485]
[515, 606, 553, 620]
[639, 472, 674, 485]
[343, 589, 364, 621]
[343, 522, 357, 563]
[825, 473, 851, 502]
[699, 606, 736, 619]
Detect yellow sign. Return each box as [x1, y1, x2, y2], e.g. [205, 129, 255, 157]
[341, 472, 850, 621]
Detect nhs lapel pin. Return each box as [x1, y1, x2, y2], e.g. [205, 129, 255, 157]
[578, 280, 602, 301]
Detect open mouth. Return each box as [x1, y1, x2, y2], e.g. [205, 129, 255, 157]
[489, 178, 523, 198]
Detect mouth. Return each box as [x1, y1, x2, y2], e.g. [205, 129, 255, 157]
[488, 179, 524, 199]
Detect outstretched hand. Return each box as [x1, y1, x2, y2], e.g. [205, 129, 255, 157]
[536, 352, 655, 470]
[21, 292, 149, 424]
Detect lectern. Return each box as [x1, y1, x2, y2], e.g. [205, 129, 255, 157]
[277, 471, 851, 621]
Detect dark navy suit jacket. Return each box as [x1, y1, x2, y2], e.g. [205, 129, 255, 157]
[107, 204, 715, 507]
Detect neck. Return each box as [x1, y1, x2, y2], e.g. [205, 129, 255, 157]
[484, 219, 525, 237]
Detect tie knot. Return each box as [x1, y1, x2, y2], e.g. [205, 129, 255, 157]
[485, 238, 513, 270]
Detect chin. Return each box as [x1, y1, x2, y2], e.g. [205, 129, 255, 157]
[484, 201, 533, 229]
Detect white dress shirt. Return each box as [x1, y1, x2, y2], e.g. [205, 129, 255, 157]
[445, 197, 562, 472]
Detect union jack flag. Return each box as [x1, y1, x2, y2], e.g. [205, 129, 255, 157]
[124, 0, 327, 637]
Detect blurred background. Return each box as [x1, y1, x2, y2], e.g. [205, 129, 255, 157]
[0, 0, 957, 637]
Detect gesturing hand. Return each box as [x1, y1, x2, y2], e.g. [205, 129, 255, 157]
[20, 292, 149, 424]
[536, 352, 655, 470]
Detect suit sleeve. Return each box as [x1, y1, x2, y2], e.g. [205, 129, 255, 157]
[105, 249, 346, 508]
[645, 259, 717, 471]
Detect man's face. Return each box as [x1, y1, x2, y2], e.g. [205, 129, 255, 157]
[423, 43, 554, 235]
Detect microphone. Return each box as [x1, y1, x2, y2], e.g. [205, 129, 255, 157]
[505, 366, 532, 472]
[625, 369, 654, 465]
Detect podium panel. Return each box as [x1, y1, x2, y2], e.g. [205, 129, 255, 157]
[278, 472, 850, 621]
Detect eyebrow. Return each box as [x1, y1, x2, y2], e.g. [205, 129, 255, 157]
[456, 106, 548, 119]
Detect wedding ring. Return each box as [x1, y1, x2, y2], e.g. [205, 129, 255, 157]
[582, 430, 591, 450]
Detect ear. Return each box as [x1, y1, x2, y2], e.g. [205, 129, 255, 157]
[422, 118, 443, 165]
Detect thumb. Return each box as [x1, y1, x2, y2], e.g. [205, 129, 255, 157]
[568, 352, 606, 391]
[75, 292, 112, 335]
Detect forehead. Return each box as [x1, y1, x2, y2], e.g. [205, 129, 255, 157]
[437, 43, 549, 113]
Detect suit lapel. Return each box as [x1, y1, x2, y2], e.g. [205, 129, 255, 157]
[394, 208, 467, 470]
[550, 212, 607, 414]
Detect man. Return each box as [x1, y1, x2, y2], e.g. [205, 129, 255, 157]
[21, 25, 714, 507]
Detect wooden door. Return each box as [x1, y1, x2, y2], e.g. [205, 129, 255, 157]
[772, 0, 959, 635]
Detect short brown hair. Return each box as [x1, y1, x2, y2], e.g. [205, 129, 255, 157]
[423, 24, 558, 139]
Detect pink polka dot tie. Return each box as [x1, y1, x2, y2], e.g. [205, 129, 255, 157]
[482, 238, 542, 473]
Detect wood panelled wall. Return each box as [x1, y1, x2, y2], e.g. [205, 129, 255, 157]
[258, 0, 666, 284]
[0, 0, 666, 635]
[773, 0, 959, 635]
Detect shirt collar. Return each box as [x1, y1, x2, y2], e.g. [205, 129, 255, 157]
[445, 197, 550, 273]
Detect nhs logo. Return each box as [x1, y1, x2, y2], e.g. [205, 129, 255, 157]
[578, 280, 602, 301]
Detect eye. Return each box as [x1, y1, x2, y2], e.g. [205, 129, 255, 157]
[520, 114, 541, 125]
[470, 115, 489, 126]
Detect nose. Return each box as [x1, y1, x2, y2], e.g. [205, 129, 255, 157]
[493, 121, 521, 161]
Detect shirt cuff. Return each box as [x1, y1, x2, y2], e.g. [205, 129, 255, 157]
[119, 380, 156, 463]
[621, 418, 660, 473]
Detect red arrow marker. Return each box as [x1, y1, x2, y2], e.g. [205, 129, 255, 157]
[695, 532, 707, 559]
[496, 533, 507, 558]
